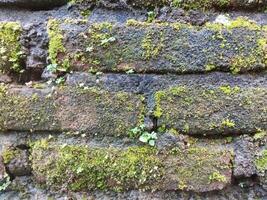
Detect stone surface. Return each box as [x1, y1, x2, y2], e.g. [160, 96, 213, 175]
[0, 0, 67, 10]
[0, 156, 7, 183]
[0, 85, 144, 136]
[48, 18, 267, 74]
[0, 0, 266, 198]
[233, 135, 257, 178]
[154, 83, 267, 135]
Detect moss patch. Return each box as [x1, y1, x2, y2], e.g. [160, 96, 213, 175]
[51, 17, 267, 74]
[2, 148, 20, 164]
[0, 22, 23, 74]
[31, 143, 163, 191]
[31, 140, 232, 192]
[47, 19, 70, 72]
[154, 85, 267, 135]
[255, 149, 267, 174]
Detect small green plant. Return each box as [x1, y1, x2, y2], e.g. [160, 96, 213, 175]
[0, 173, 11, 191]
[100, 36, 116, 47]
[129, 125, 157, 146]
[47, 63, 58, 73]
[147, 11, 156, 23]
[47, 63, 69, 73]
[55, 77, 65, 85]
[221, 119, 235, 128]
[126, 69, 135, 74]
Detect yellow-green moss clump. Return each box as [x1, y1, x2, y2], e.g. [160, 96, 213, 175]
[47, 19, 70, 72]
[0, 22, 23, 74]
[30, 140, 232, 192]
[255, 150, 267, 173]
[205, 17, 267, 74]
[2, 148, 20, 164]
[172, 0, 230, 10]
[31, 143, 163, 191]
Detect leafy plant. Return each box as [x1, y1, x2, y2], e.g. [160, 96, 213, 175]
[47, 63, 58, 73]
[0, 173, 11, 191]
[55, 77, 65, 85]
[126, 69, 135, 74]
[139, 132, 157, 146]
[129, 125, 157, 146]
[147, 11, 156, 23]
[100, 36, 116, 47]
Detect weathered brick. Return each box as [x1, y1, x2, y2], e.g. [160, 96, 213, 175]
[0, 85, 144, 136]
[31, 140, 232, 192]
[48, 18, 267, 74]
[154, 84, 267, 135]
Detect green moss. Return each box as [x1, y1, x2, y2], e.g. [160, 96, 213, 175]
[206, 17, 261, 31]
[153, 84, 266, 135]
[142, 30, 164, 60]
[205, 64, 216, 72]
[209, 172, 227, 183]
[2, 148, 19, 164]
[221, 119, 235, 128]
[0, 22, 23, 73]
[255, 150, 267, 173]
[88, 22, 114, 47]
[172, 146, 231, 191]
[154, 86, 187, 119]
[31, 141, 232, 192]
[219, 85, 240, 95]
[47, 19, 70, 72]
[0, 86, 59, 132]
[154, 91, 166, 118]
[173, 0, 231, 10]
[31, 143, 163, 191]
[254, 130, 267, 140]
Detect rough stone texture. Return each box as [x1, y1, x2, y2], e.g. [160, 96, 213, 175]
[0, 0, 266, 198]
[0, 0, 68, 10]
[233, 135, 257, 178]
[0, 85, 144, 136]
[48, 18, 267, 74]
[0, 156, 7, 183]
[154, 83, 267, 135]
